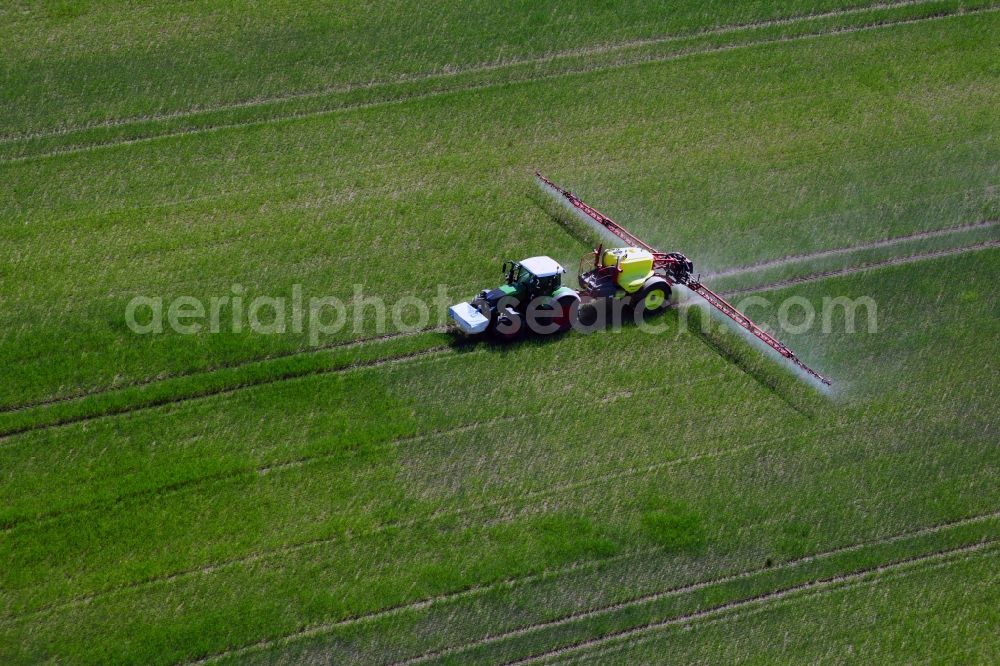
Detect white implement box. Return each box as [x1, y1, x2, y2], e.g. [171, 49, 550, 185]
[448, 301, 490, 335]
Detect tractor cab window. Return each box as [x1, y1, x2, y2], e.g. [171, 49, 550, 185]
[537, 274, 559, 294]
[514, 266, 537, 290]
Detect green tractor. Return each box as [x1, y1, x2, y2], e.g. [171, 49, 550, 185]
[448, 256, 581, 339]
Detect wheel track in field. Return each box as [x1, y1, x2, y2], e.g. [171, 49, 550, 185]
[20, 123, 994, 234]
[4, 347, 796, 570]
[0, 293, 713, 438]
[0, 0, 957, 146]
[564, 553, 944, 664]
[434, 539, 1000, 666]
[3, 236, 995, 443]
[0, 326, 449, 416]
[0, 344, 455, 443]
[181, 512, 1000, 666]
[510, 541, 1000, 665]
[0, 366, 737, 533]
[703, 220, 999, 279]
[721, 240, 1000, 296]
[3, 4, 995, 164]
[2, 416, 832, 625]
[539, 542, 999, 665]
[565, 545, 979, 666]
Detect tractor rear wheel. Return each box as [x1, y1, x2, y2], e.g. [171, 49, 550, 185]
[633, 278, 670, 313]
[551, 294, 580, 333]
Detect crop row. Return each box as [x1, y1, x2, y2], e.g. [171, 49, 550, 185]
[2, 0, 972, 142]
[2, 253, 997, 662]
[568, 542, 998, 664]
[2, 12, 997, 407]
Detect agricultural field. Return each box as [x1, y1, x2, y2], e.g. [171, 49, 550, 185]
[1, 0, 997, 663]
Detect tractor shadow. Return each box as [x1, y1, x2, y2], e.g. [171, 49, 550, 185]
[526, 189, 604, 249]
[448, 299, 823, 418]
[527, 184, 824, 415]
[684, 307, 825, 418]
[445, 299, 670, 356]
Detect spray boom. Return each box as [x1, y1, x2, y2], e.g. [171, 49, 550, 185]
[536, 171, 831, 386]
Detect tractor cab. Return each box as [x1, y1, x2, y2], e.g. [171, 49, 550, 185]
[504, 255, 565, 299]
[448, 255, 573, 336]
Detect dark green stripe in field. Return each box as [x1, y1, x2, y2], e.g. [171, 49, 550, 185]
[0, 331, 452, 439]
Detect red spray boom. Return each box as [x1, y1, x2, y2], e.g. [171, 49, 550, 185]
[536, 172, 831, 386]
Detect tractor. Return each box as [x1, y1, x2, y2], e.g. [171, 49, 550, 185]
[448, 256, 580, 339]
[448, 246, 691, 338]
[446, 172, 832, 386]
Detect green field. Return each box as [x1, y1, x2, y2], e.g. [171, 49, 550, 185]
[1, 1, 998, 663]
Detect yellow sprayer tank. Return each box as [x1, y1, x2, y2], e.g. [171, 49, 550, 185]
[600, 247, 654, 293]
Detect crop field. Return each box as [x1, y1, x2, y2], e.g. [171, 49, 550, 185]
[1, 1, 998, 663]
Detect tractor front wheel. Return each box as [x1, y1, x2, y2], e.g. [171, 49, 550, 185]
[492, 307, 524, 341]
[633, 278, 671, 313]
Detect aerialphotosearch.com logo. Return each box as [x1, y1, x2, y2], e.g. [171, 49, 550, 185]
[125, 283, 878, 345]
[125, 284, 458, 346]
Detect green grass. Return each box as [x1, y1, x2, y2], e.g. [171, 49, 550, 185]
[1, 2, 998, 663]
[1, 250, 996, 663]
[587, 544, 1000, 664]
[1, 0, 963, 139]
[1, 6, 997, 408]
[0, 329, 452, 439]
